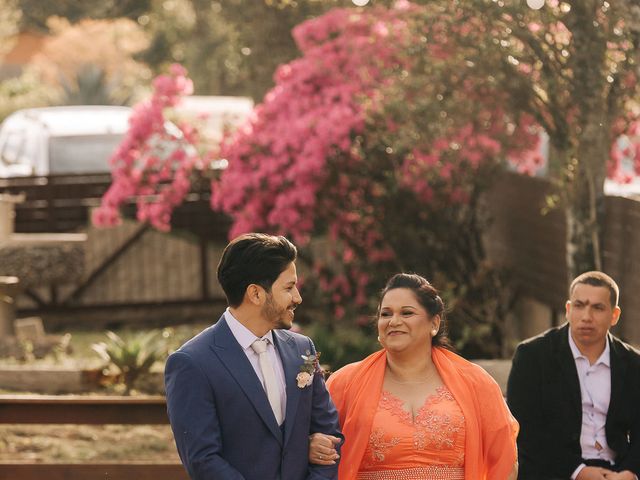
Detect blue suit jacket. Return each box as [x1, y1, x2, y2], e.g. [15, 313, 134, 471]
[165, 316, 342, 480]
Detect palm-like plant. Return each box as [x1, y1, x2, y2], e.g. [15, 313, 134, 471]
[92, 330, 165, 395]
[60, 63, 131, 106]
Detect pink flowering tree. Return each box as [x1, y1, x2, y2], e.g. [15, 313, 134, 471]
[93, 64, 209, 232]
[214, 3, 546, 356]
[96, 2, 639, 357]
[215, 1, 639, 355]
[435, 0, 640, 277]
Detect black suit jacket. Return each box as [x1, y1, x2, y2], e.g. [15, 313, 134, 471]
[507, 323, 640, 480]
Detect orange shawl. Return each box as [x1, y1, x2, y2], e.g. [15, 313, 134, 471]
[327, 348, 518, 480]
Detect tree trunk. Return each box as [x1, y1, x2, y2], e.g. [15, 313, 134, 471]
[563, 1, 610, 280]
[564, 178, 600, 280]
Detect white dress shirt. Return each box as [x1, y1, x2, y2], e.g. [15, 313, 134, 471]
[569, 331, 615, 479]
[224, 309, 287, 420]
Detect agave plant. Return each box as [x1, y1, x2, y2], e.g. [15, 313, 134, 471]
[59, 63, 132, 106]
[92, 330, 166, 395]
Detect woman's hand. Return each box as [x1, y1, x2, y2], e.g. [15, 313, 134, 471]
[308, 432, 341, 465]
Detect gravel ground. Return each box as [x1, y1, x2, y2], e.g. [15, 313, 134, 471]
[0, 424, 179, 462]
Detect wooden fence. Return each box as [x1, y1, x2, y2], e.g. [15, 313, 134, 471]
[0, 174, 230, 327]
[3, 171, 640, 342]
[0, 174, 112, 233]
[0, 395, 188, 480]
[485, 171, 640, 344]
[484, 171, 568, 308]
[601, 195, 640, 343]
[0, 173, 228, 238]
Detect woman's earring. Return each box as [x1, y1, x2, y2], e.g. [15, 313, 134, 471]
[431, 329, 437, 337]
[377, 336, 381, 342]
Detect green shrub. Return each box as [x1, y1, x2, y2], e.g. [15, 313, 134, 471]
[92, 330, 166, 395]
[0, 70, 55, 122]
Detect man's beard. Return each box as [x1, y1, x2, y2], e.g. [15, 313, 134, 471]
[262, 294, 293, 330]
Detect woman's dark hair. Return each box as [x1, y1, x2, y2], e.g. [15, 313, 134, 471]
[217, 233, 297, 307]
[378, 273, 452, 350]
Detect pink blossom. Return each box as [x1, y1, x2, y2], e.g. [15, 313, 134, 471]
[93, 65, 203, 229]
[96, 4, 640, 326]
[528, 23, 541, 33]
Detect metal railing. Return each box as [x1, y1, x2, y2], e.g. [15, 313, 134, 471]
[0, 173, 229, 237]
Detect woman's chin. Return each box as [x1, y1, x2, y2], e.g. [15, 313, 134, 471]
[384, 341, 409, 353]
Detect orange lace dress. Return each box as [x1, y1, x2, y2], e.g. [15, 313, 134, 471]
[356, 386, 465, 480]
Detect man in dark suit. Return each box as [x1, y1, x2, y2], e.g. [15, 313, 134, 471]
[165, 233, 342, 480]
[507, 271, 640, 480]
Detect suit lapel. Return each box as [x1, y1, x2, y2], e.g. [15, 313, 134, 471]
[273, 330, 302, 447]
[554, 325, 582, 424]
[608, 334, 627, 421]
[209, 317, 283, 444]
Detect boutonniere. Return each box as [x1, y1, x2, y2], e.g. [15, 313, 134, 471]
[296, 350, 320, 389]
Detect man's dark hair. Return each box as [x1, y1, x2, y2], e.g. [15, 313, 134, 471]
[569, 271, 619, 307]
[217, 233, 297, 307]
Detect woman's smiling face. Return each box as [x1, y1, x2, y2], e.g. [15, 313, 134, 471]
[377, 287, 440, 354]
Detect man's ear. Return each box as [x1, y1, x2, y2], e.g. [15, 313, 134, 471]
[611, 306, 621, 327]
[565, 300, 571, 318]
[245, 284, 264, 306]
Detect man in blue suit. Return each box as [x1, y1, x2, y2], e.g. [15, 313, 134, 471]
[165, 233, 342, 480]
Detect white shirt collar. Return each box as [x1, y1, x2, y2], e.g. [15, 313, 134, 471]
[568, 327, 610, 367]
[224, 307, 274, 350]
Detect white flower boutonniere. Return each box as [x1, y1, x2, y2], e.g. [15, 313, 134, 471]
[296, 350, 320, 389]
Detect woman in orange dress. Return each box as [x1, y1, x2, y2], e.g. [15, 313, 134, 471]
[309, 273, 518, 480]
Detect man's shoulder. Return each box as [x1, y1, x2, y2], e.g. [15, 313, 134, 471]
[518, 324, 566, 349]
[512, 325, 568, 365]
[274, 328, 313, 348]
[610, 333, 640, 362]
[175, 315, 224, 355]
[276, 328, 309, 341]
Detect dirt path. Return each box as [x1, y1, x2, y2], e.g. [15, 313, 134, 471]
[0, 425, 179, 462]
